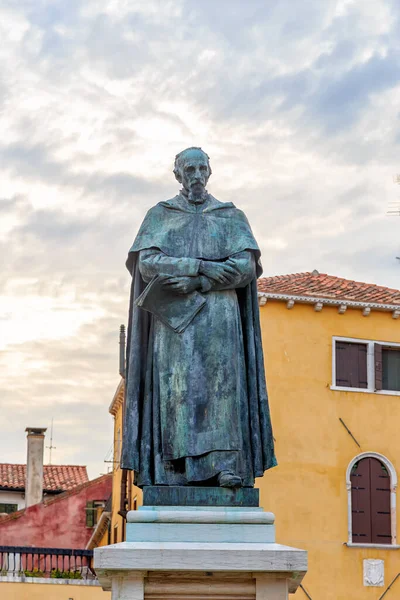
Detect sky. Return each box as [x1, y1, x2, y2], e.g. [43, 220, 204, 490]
[1, 0, 400, 479]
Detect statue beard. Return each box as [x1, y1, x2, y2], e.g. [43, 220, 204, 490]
[188, 185, 208, 204]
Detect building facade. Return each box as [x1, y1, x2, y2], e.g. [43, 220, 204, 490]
[258, 271, 400, 599]
[0, 473, 112, 548]
[108, 380, 142, 545]
[108, 271, 400, 599]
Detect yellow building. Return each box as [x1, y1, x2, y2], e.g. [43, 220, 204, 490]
[109, 271, 400, 599]
[108, 378, 142, 545]
[258, 271, 400, 599]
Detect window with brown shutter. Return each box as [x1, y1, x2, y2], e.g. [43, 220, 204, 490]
[335, 341, 368, 388]
[351, 457, 391, 545]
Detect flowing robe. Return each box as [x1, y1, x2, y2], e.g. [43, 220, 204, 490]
[121, 193, 276, 487]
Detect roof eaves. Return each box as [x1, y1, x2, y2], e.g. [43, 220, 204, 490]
[258, 291, 400, 312]
[43, 473, 112, 507]
[0, 507, 26, 524]
[109, 378, 124, 416]
[0, 474, 112, 526]
[85, 510, 111, 550]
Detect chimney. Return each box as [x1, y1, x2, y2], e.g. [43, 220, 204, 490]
[25, 427, 47, 508]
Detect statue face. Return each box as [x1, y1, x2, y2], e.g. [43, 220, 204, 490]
[178, 150, 211, 194]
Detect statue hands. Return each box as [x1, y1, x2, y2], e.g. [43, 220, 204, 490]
[161, 276, 201, 295]
[199, 260, 239, 284]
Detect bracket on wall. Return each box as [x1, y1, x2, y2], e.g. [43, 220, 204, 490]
[378, 572, 400, 600]
[339, 418, 361, 448]
[300, 583, 313, 599]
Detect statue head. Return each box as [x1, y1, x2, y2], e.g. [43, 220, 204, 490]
[173, 147, 212, 202]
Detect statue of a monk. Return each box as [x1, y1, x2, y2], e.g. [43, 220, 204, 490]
[121, 147, 276, 488]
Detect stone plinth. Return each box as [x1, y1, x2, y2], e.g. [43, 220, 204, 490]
[94, 506, 307, 599]
[142, 485, 259, 507]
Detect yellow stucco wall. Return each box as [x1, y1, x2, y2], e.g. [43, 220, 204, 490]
[0, 582, 110, 600]
[258, 300, 400, 600]
[96, 528, 109, 548]
[110, 399, 124, 544]
[110, 392, 142, 544]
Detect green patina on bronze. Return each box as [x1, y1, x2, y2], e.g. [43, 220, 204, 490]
[121, 147, 277, 491]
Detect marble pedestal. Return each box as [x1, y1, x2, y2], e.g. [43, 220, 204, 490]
[94, 506, 307, 599]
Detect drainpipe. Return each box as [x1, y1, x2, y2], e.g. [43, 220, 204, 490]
[119, 324, 126, 378]
[25, 427, 47, 508]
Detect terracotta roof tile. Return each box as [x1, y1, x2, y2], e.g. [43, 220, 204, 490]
[0, 464, 88, 492]
[257, 272, 400, 305]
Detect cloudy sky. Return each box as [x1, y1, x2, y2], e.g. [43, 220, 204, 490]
[1, 0, 400, 478]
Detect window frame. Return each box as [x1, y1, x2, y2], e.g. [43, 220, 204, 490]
[346, 452, 398, 548]
[86, 500, 105, 528]
[331, 336, 400, 396]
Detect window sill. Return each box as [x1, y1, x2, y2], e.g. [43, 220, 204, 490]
[345, 543, 400, 549]
[331, 386, 400, 397]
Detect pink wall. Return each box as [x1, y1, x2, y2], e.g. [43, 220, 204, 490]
[0, 474, 112, 548]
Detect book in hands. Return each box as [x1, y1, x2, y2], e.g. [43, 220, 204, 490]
[134, 275, 206, 333]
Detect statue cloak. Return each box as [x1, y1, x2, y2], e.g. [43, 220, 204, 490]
[121, 193, 277, 486]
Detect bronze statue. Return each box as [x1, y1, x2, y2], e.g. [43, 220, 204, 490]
[121, 147, 276, 489]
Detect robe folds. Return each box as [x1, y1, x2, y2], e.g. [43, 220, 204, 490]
[121, 193, 277, 487]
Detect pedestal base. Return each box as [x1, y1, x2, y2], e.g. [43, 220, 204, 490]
[94, 506, 307, 599]
[142, 486, 259, 507]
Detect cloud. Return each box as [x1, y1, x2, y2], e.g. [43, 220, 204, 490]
[311, 51, 400, 132]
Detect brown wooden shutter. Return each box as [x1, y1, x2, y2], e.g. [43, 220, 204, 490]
[356, 344, 368, 388]
[336, 342, 368, 388]
[351, 458, 392, 545]
[374, 344, 383, 391]
[370, 458, 391, 544]
[336, 342, 350, 386]
[351, 459, 372, 543]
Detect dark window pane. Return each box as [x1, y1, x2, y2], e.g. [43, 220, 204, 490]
[86, 501, 95, 527]
[336, 342, 368, 388]
[0, 503, 18, 514]
[382, 349, 400, 391]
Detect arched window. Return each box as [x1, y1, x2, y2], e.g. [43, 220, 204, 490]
[346, 453, 397, 546]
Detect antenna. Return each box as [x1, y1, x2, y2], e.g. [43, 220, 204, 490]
[388, 176, 400, 262]
[388, 175, 400, 216]
[46, 418, 56, 464]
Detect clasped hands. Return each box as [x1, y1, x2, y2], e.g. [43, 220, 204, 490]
[161, 260, 239, 295]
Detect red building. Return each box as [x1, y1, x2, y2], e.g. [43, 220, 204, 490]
[0, 473, 112, 548]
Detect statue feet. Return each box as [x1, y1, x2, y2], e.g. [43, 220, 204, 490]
[218, 470, 242, 488]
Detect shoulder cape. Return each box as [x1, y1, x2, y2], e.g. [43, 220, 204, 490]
[126, 194, 263, 277]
